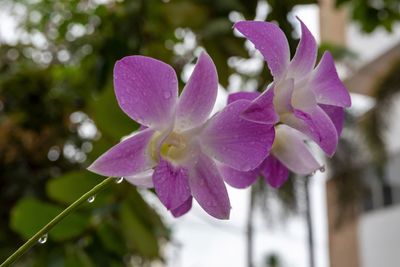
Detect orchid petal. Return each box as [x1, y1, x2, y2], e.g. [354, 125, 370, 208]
[311, 52, 351, 107]
[292, 105, 338, 156]
[176, 52, 218, 131]
[234, 21, 290, 79]
[153, 159, 191, 211]
[288, 18, 317, 79]
[262, 155, 289, 188]
[273, 78, 295, 115]
[272, 125, 320, 175]
[241, 87, 279, 124]
[219, 164, 259, 189]
[88, 128, 155, 177]
[320, 104, 345, 136]
[171, 197, 193, 217]
[227, 91, 259, 104]
[201, 100, 275, 171]
[124, 169, 154, 188]
[114, 56, 178, 129]
[188, 152, 230, 219]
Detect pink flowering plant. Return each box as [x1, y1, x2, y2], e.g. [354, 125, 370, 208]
[1, 18, 350, 266]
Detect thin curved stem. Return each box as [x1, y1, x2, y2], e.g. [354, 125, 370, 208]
[0, 176, 115, 267]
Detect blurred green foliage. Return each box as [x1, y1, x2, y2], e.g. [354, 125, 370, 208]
[337, 0, 400, 32]
[1, 0, 399, 266]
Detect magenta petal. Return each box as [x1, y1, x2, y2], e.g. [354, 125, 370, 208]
[176, 52, 218, 130]
[88, 128, 155, 177]
[227, 92, 260, 104]
[201, 100, 275, 171]
[293, 105, 338, 156]
[234, 21, 290, 79]
[311, 52, 351, 107]
[153, 159, 191, 211]
[319, 104, 345, 136]
[288, 18, 317, 78]
[219, 164, 259, 189]
[114, 56, 178, 129]
[171, 197, 193, 217]
[188, 153, 230, 219]
[262, 155, 289, 188]
[273, 125, 320, 175]
[241, 87, 279, 125]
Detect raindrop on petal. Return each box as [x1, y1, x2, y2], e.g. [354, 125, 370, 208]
[115, 177, 124, 184]
[38, 234, 48, 244]
[319, 165, 326, 173]
[163, 91, 171, 99]
[87, 195, 96, 203]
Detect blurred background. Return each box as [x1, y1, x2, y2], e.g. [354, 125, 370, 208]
[1, 0, 400, 266]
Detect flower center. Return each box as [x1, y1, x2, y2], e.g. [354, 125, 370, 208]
[149, 131, 190, 163]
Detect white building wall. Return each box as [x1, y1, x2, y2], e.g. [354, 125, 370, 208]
[359, 204, 400, 267]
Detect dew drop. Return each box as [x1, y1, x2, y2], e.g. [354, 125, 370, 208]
[319, 165, 326, 173]
[115, 177, 124, 184]
[87, 195, 96, 203]
[163, 91, 171, 99]
[38, 234, 48, 244]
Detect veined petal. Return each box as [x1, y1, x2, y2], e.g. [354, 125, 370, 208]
[176, 52, 218, 131]
[234, 21, 290, 79]
[171, 197, 193, 217]
[88, 128, 155, 177]
[227, 91, 260, 104]
[320, 104, 345, 136]
[310, 52, 351, 107]
[153, 159, 191, 211]
[188, 152, 230, 219]
[261, 155, 289, 188]
[241, 87, 279, 124]
[201, 100, 275, 171]
[292, 105, 338, 156]
[288, 18, 317, 79]
[114, 56, 178, 129]
[219, 164, 259, 189]
[124, 169, 154, 188]
[272, 125, 320, 175]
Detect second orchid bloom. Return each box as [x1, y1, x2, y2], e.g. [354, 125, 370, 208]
[88, 19, 351, 219]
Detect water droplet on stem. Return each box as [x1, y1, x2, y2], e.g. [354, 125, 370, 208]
[115, 177, 124, 184]
[38, 234, 48, 244]
[87, 195, 96, 203]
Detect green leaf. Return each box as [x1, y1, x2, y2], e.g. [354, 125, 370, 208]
[10, 197, 90, 241]
[97, 222, 125, 254]
[89, 85, 139, 141]
[119, 200, 159, 258]
[46, 170, 107, 205]
[64, 245, 95, 267]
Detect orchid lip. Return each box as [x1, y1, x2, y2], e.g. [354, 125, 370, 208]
[148, 129, 198, 165]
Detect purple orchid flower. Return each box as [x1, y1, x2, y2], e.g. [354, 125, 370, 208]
[234, 18, 351, 156]
[220, 18, 351, 188]
[220, 19, 351, 191]
[88, 52, 275, 219]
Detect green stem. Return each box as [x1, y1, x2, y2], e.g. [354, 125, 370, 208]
[1, 176, 115, 267]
